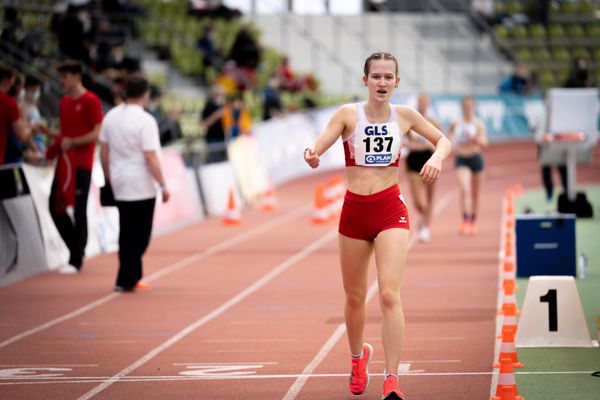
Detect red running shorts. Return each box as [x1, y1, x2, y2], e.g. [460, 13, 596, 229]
[338, 184, 410, 241]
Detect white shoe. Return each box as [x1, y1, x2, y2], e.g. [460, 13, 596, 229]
[418, 226, 431, 242]
[58, 264, 79, 274]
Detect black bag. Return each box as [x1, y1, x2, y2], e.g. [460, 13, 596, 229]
[100, 183, 116, 207]
[558, 191, 594, 218]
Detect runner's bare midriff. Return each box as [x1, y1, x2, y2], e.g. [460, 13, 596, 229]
[345, 166, 399, 195]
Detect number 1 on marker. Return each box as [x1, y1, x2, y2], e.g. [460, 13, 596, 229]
[540, 289, 558, 332]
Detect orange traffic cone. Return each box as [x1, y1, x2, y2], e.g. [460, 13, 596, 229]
[325, 176, 345, 217]
[260, 187, 278, 213]
[499, 279, 520, 317]
[491, 358, 524, 400]
[222, 188, 241, 225]
[513, 181, 523, 196]
[311, 184, 331, 224]
[503, 259, 515, 274]
[494, 328, 524, 368]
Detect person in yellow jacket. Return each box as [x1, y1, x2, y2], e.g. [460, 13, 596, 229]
[222, 94, 251, 141]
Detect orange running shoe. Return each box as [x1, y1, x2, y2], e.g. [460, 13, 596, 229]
[458, 221, 471, 236]
[349, 343, 373, 395]
[382, 374, 405, 400]
[134, 282, 152, 291]
[469, 223, 478, 236]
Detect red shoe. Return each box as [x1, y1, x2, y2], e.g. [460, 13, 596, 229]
[469, 223, 478, 236]
[458, 221, 471, 236]
[134, 282, 152, 291]
[349, 343, 373, 395]
[382, 374, 405, 399]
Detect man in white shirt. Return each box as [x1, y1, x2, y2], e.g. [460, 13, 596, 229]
[99, 74, 170, 292]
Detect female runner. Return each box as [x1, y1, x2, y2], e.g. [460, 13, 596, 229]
[304, 52, 451, 400]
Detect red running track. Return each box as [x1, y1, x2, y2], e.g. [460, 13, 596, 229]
[0, 141, 598, 400]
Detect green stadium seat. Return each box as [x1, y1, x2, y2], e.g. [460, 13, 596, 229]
[560, 1, 577, 15]
[532, 47, 551, 63]
[555, 68, 570, 85]
[594, 48, 600, 62]
[565, 23, 585, 38]
[494, 25, 510, 41]
[586, 24, 600, 38]
[549, 23, 566, 38]
[573, 47, 590, 60]
[552, 47, 571, 63]
[529, 24, 547, 41]
[578, 0, 596, 16]
[515, 47, 533, 63]
[506, 0, 524, 14]
[511, 25, 528, 39]
[539, 70, 556, 87]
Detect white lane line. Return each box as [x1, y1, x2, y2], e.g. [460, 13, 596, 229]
[203, 339, 299, 343]
[0, 205, 310, 350]
[76, 229, 338, 400]
[2, 370, 595, 386]
[281, 190, 457, 400]
[372, 360, 461, 364]
[0, 364, 98, 367]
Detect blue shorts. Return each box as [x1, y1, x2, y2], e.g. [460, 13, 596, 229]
[455, 153, 484, 173]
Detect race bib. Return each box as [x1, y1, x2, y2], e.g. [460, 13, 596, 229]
[354, 122, 401, 167]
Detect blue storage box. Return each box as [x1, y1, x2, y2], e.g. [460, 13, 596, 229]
[515, 214, 576, 277]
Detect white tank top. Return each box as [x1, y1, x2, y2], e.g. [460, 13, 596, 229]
[343, 103, 402, 167]
[452, 117, 480, 146]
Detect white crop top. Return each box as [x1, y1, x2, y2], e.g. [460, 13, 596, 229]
[343, 103, 402, 167]
[452, 118, 480, 146]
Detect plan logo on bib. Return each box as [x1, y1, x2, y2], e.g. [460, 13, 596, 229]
[365, 153, 392, 165]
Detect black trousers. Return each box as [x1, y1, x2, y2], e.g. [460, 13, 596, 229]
[115, 198, 156, 288]
[541, 165, 567, 201]
[49, 168, 91, 269]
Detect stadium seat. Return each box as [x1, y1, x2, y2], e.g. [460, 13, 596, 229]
[515, 47, 533, 63]
[552, 47, 571, 63]
[565, 23, 585, 38]
[539, 70, 556, 87]
[549, 23, 566, 39]
[578, 0, 596, 16]
[528, 24, 546, 41]
[532, 47, 551, 63]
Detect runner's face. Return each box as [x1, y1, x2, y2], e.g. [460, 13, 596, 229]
[363, 60, 398, 103]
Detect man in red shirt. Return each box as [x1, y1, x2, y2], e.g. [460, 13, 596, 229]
[0, 65, 30, 198]
[37, 61, 103, 274]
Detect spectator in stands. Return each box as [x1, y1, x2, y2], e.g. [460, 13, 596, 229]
[188, 0, 242, 20]
[222, 93, 252, 141]
[4, 75, 45, 165]
[147, 85, 183, 146]
[564, 56, 592, 88]
[448, 95, 488, 236]
[35, 60, 103, 275]
[54, 1, 93, 63]
[100, 74, 169, 292]
[262, 76, 283, 120]
[21, 76, 46, 158]
[0, 66, 31, 199]
[498, 63, 533, 95]
[201, 85, 227, 163]
[0, 6, 22, 48]
[228, 24, 261, 71]
[277, 56, 299, 92]
[196, 22, 223, 78]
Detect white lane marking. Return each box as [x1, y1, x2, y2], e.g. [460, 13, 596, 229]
[0, 370, 595, 385]
[372, 359, 461, 364]
[230, 319, 319, 324]
[204, 339, 298, 343]
[0, 364, 98, 367]
[281, 190, 457, 400]
[0, 205, 310, 350]
[76, 229, 338, 400]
